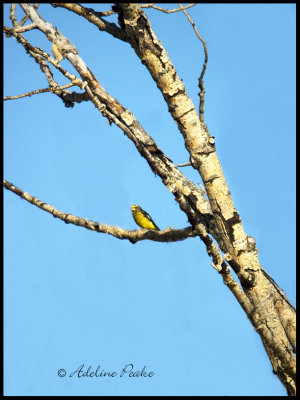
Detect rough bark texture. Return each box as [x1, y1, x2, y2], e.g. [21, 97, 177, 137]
[115, 4, 296, 394]
[4, 3, 295, 395]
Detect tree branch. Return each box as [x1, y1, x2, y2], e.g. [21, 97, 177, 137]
[3, 25, 87, 91]
[141, 3, 197, 13]
[5, 5, 295, 393]
[18, 3, 257, 287]
[4, 83, 75, 101]
[178, 3, 208, 122]
[51, 3, 127, 41]
[4, 178, 254, 318]
[3, 179, 200, 244]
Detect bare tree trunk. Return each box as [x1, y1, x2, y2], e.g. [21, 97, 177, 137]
[4, 3, 295, 395]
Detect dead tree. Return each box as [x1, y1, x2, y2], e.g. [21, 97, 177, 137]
[3, 4, 295, 395]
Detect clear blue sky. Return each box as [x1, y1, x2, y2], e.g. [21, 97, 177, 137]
[4, 3, 295, 396]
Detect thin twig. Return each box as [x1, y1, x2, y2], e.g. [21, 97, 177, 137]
[84, 7, 116, 17]
[198, 183, 207, 196]
[4, 83, 75, 101]
[9, 3, 39, 28]
[3, 26, 85, 90]
[9, 4, 19, 27]
[177, 162, 192, 167]
[178, 3, 208, 122]
[4, 24, 87, 107]
[141, 3, 196, 13]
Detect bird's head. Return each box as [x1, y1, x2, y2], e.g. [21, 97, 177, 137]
[131, 205, 139, 213]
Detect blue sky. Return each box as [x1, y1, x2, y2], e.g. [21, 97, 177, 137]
[4, 3, 295, 396]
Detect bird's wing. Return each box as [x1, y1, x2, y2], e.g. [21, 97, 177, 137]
[140, 207, 160, 230]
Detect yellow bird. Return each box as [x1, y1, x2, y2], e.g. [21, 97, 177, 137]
[131, 205, 160, 231]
